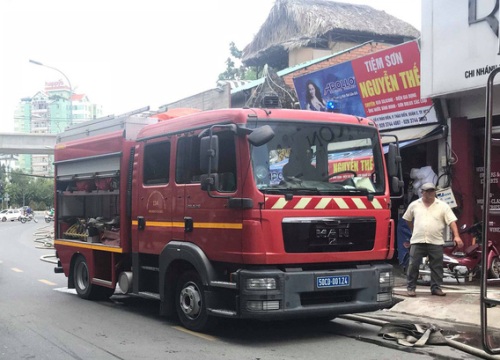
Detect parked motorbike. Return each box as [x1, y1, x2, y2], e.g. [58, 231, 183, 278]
[419, 222, 500, 284]
[20, 213, 38, 224]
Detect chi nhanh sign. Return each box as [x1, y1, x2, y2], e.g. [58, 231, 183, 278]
[293, 41, 438, 131]
[420, 0, 500, 97]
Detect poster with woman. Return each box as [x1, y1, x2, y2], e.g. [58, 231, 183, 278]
[294, 61, 366, 116]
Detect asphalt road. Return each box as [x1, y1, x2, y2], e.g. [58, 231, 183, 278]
[0, 217, 477, 360]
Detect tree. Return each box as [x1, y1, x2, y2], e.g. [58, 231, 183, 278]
[218, 42, 259, 81]
[4, 171, 54, 210]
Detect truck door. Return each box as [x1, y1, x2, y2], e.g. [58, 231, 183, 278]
[173, 130, 242, 263]
[132, 139, 172, 254]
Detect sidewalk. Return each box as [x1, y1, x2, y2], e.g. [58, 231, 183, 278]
[390, 274, 500, 330]
[356, 269, 500, 358]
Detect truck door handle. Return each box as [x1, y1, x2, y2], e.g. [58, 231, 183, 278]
[137, 216, 146, 230]
[184, 217, 193, 232]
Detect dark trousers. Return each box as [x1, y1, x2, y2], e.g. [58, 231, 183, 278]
[407, 243, 444, 292]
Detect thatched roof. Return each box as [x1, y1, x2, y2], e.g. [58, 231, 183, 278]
[242, 0, 420, 67]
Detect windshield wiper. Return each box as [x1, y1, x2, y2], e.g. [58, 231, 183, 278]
[261, 187, 321, 195]
[336, 188, 375, 200]
[290, 188, 321, 194]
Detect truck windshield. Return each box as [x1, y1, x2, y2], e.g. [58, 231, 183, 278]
[250, 121, 385, 195]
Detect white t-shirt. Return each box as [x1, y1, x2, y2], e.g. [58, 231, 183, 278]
[402, 198, 457, 245]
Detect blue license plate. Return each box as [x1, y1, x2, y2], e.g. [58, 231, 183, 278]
[316, 275, 350, 288]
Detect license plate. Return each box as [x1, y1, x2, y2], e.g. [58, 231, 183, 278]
[316, 275, 350, 288]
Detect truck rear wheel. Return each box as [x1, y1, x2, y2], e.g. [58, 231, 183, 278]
[74, 255, 114, 300]
[175, 270, 213, 332]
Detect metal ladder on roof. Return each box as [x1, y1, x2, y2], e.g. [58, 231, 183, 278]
[481, 67, 500, 355]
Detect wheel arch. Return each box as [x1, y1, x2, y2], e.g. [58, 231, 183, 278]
[158, 241, 217, 317]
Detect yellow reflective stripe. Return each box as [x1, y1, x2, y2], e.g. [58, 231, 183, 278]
[334, 198, 349, 209]
[132, 220, 177, 227]
[272, 198, 288, 209]
[295, 198, 311, 209]
[131, 220, 242, 230]
[193, 223, 242, 229]
[54, 239, 123, 253]
[372, 199, 383, 209]
[352, 198, 366, 209]
[315, 198, 331, 209]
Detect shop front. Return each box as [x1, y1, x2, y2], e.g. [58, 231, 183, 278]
[421, 0, 500, 248]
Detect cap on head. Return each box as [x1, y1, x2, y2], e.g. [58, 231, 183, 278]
[420, 182, 436, 191]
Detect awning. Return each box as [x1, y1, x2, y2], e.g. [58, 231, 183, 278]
[381, 124, 447, 147]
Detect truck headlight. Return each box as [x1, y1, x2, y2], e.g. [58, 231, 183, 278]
[246, 278, 277, 290]
[379, 271, 393, 288]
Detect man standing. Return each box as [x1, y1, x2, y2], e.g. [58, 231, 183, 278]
[403, 182, 464, 297]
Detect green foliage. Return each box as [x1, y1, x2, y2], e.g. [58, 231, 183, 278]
[3, 171, 54, 210]
[218, 42, 259, 81]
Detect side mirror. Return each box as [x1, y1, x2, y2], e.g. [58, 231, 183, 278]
[200, 135, 219, 173]
[387, 143, 401, 177]
[248, 125, 274, 146]
[390, 176, 404, 193]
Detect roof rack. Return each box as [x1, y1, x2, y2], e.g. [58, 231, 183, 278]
[57, 106, 157, 143]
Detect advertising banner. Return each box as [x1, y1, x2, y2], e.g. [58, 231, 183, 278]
[293, 41, 438, 131]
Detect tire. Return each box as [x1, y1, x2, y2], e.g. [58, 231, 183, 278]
[489, 256, 500, 279]
[1, 217, 5, 222]
[73, 255, 113, 300]
[20, 217, 26, 224]
[175, 270, 213, 332]
[45, 218, 51, 223]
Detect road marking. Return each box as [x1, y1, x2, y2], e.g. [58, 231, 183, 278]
[54, 287, 77, 294]
[11, 267, 23, 272]
[39, 279, 57, 286]
[172, 326, 217, 341]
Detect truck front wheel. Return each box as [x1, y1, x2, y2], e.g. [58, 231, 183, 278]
[175, 270, 213, 332]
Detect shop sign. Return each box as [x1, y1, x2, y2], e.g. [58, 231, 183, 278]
[269, 151, 374, 186]
[421, 0, 500, 97]
[293, 41, 438, 131]
[474, 160, 500, 242]
[436, 187, 458, 208]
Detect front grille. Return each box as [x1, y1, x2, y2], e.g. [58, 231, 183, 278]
[301, 290, 354, 306]
[283, 217, 376, 253]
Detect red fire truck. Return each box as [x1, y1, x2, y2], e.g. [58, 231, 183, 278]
[53, 107, 401, 331]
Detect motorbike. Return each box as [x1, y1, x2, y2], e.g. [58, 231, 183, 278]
[44, 210, 54, 223]
[20, 213, 38, 224]
[419, 222, 500, 284]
